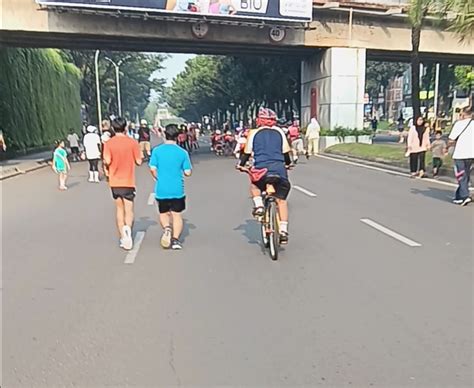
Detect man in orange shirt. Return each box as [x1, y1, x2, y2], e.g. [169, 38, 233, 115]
[103, 117, 142, 250]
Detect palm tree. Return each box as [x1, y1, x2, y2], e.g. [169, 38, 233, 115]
[446, 0, 474, 41]
[408, 0, 432, 120]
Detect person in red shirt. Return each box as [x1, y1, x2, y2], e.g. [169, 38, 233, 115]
[103, 118, 142, 250]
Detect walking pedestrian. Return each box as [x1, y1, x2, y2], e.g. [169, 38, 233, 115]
[103, 117, 143, 250]
[448, 106, 473, 206]
[288, 120, 304, 164]
[305, 117, 321, 157]
[406, 116, 431, 178]
[149, 124, 192, 250]
[397, 113, 405, 143]
[0, 130, 7, 153]
[83, 125, 102, 183]
[371, 116, 378, 135]
[431, 130, 447, 178]
[52, 140, 70, 191]
[67, 129, 80, 162]
[138, 119, 151, 161]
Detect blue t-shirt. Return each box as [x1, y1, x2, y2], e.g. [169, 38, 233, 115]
[149, 143, 192, 200]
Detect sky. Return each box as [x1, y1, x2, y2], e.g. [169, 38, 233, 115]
[155, 53, 196, 86]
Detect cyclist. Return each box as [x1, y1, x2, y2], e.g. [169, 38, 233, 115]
[237, 108, 292, 244]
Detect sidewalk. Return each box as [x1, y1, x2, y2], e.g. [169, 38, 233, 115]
[0, 150, 52, 180]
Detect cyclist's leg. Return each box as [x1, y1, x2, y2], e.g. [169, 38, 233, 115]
[274, 179, 291, 240]
[250, 182, 264, 216]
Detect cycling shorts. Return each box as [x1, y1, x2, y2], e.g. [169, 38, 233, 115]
[254, 176, 291, 200]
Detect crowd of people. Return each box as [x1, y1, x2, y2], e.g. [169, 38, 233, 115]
[209, 117, 322, 162]
[48, 105, 472, 253]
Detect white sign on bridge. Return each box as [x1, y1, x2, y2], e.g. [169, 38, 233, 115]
[36, 0, 313, 23]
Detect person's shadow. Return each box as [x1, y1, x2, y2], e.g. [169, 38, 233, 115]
[234, 219, 268, 253]
[411, 187, 453, 203]
[181, 219, 196, 243]
[134, 217, 158, 233]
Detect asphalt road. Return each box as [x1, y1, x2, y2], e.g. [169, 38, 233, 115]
[1, 138, 473, 387]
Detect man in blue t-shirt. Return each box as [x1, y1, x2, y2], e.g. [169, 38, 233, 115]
[149, 124, 192, 250]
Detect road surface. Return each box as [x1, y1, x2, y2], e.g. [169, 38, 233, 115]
[1, 139, 472, 387]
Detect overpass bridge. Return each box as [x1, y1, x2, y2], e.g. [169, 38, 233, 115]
[1, 0, 473, 129]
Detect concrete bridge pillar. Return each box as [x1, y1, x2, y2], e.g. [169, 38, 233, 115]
[301, 47, 366, 130]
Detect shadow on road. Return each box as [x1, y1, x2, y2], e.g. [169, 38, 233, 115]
[234, 219, 262, 247]
[134, 216, 158, 233]
[181, 219, 196, 243]
[410, 186, 453, 203]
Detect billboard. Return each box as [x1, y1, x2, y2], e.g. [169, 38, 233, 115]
[36, 0, 313, 22]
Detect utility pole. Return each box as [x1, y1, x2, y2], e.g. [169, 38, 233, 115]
[434, 63, 440, 119]
[94, 50, 102, 130]
[105, 57, 123, 117]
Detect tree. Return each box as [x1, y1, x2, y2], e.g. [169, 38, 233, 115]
[454, 65, 474, 94]
[166, 55, 300, 124]
[445, 0, 474, 41]
[61, 50, 166, 123]
[366, 61, 408, 99]
[408, 0, 434, 119]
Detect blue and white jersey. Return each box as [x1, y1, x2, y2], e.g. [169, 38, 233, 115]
[245, 126, 291, 179]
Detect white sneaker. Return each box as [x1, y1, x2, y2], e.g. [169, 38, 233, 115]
[160, 227, 172, 249]
[121, 226, 133, 250]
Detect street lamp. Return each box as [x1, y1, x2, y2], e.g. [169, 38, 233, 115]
[94, 50, 102, 129]
[104, 57, 123, 117]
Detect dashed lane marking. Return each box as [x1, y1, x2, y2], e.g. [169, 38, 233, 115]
[360, 218, 422, 247]
[294, 185, 317, 197]
[124, 231, 146, 264]
[148, 193, 155, 206]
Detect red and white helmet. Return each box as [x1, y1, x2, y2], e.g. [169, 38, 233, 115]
[258, 107, 277, 120]
[256, 107, 277, 127]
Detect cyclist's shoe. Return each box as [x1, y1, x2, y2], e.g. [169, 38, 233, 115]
[279, 231, 289, 245]
[252, 206, 264, 218]
[171, 238, 183, 250]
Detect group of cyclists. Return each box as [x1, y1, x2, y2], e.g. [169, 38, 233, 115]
[210, 116, 308, 164]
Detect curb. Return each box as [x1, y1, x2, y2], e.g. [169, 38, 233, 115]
[0, 159, 51, 181]
[322, 152, 457, 185]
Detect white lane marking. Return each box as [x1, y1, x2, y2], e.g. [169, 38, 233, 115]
[360, 218, 422, 247]
[294, 185, 317, 197]
[124, 231, 146, 264]
[317, 154, 472, 190]
[147, 193, 155, 206]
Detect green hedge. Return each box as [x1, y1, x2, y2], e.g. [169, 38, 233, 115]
[0, 48, 81, 151]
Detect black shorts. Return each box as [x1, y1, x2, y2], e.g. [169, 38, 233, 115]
[111, 187, 136, 201]
[157, 197, 186, 214]
[71, 146, 79, 154]
[254, 176, 291, 200]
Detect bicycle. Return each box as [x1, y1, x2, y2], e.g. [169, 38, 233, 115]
[259, 179, 281, 260]
[239, 167, 289, 261]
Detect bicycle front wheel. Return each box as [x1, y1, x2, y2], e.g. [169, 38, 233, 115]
[268, 201, 279, 261]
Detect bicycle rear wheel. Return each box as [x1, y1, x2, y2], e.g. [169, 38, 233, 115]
[260, 219, 269, 248]
[267, 201, 279, 260]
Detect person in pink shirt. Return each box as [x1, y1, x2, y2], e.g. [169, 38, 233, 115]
[406, 116, 431, 178]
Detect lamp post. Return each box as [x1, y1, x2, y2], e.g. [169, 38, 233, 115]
[104, 57, 123, 117]
[94, 50, 102, 129]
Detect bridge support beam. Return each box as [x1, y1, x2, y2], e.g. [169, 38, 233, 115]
[301, 47, 366, 130]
